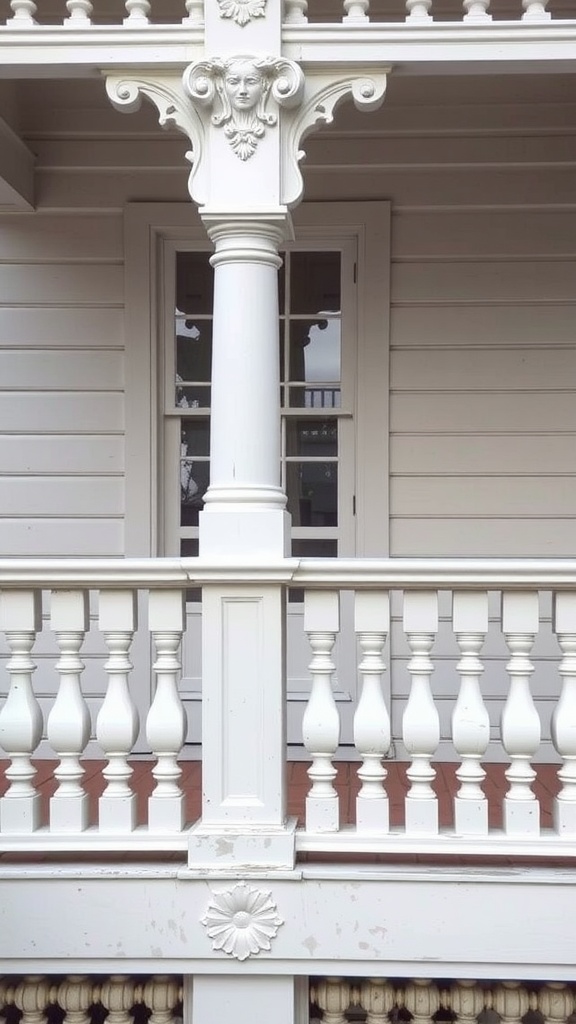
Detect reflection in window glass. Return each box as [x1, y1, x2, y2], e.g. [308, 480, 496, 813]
[180, 419, 210, 527]
[290, 252, 341, 315]
[176, 321, 212, 383]
[286, 419, 337, 457]
[286, 462, 337, 527]
[176, 253, 214, 314]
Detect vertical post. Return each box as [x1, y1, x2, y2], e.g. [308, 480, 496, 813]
[551, 592, 576, 834]
[354, 591, 391, 832]
[0, 590, 43, 833]
[190, 977, 308, 1024]
[402, 591, 440, 834]
[451, 591, 490, 835]
[303, 589, 341, 833]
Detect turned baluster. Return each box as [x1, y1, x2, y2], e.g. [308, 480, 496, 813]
[493, 982, 530, 1024]
[56, 977, 94, 1024]
[96, 590, 139, 832]
[539, 984, 575, 1024]
[354, 591, 390, 832]
[551, 593, 576, 834]
[284, 0, 308, 21]
[343, 0, 369, 21]
[315, 979, 351, 1024]
[99, 978, 135, 1024]
[402, 592, 440, 834]
[450, 981, 485, 1024]
[522, 0, 550, 19]
[47, 590, 91, 832]
[14, 978, 50, 1024]
[143, 976, 181, 1024]
[452, 591, 490, 835]
[501, 591, 541, 835]
[360, 979, 395, 1024]
[8, 1, 37, 24]
[404, 980, 440, 1024]
[0, 591, 43, 833]
[406, 0, 432, 21]
[183, 0, 204, 24]
[146, 590, 187, 832]
[302, 590, 341, 832]
[65, 0, 93, 23]
[124, 0, 150, 22]
[463, 0, 491, 20]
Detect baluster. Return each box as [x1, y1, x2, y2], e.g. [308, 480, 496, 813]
[284, 0, 308, 21]
[183, 0, 204, 24]
[14, 978, 50, 1024]
[142, 976, 181, 1024]
[463, 0, 491, 20]
[501, 592, 541, 835]
[56, 977, 94, 1024]
[315, 979, 351, 1024]
[96, 591, 139, 832]
[65, 1, 93, 23]
[404, 981, 440, 1024]
[0, 980, 7, 1024]
[0, 591, 43, 833]
[450, 981, 486, 1024]
[551, 593, 576, 834]
[47, 590, 91, 832]
[354, 592, 390, 832]
[493, 983, 530, 1024]
[452, 592, 490, 835]
[302, 591, 341, 832]
[522, 0, 550, 19]
[99, 978, 135, 1024]
[8, 1, 37, 24]
[343, 0, 369, 21]
[406, 0, 432, 21]
[124, 0, 150, 22]
[146, 590, 187, 832]
[539, 984, 575, 1024]
[360, 979, 395, 1024]
[402, 592, 440, 834]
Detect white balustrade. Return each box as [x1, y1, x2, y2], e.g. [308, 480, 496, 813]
[142, 976, 182, 1024]
[99, 977, 136, 1024]
[0, 591, 43, 833]
[343, 0, 370, 21]
[353, 592, 391, 832]
[463, 0, 492, 20]
[303, 590, 341, 832]
[552, 593, 576, 833]
[493, 982, 530, 1024]
[402, 591, 440, 834]
[183, 0, 204, 24]
[406, 0, 433, 21]
[522, 0, 551, 19]
[450, 980, 486, 1024]
[501, 591, 541, 835]
[56, 977, 93, 1024]
[146, 590, 187, 832]
[124, 0, 150, 22]
[314, 978, 351, 1024]
[65, 0, 93, 23]
[47, 590, 91, 832]
[96, 590, 139, 832]
[14, 977, 50, 1024]
[404, 980, 440, 1024]
[539, 984, 575, 1024]
[452, 591, 490, 835]
[284, 0, 308, 22]
[361, 978, 395, 1024]
[7, 1, 37, 24]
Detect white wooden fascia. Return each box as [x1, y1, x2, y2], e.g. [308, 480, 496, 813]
[0, 116, 34, 210]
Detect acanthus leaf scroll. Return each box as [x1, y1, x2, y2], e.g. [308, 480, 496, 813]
[217, 0, 267, 26]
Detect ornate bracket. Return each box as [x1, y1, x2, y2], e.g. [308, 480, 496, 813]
[201, 882, 283, 961]
[217, 0, 267, 25]
[183, 56, 304, 161]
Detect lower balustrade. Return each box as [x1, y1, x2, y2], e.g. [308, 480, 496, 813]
[0, 558, 576, 858]
[0, 976, 182, 1024]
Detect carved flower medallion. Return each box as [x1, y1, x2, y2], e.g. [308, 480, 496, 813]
[217, 0, 267, 26]
[201, 882, 283, 961]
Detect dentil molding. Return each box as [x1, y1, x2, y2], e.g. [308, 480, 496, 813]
[217, 0, 268, 26]
[201, 882, 284, 961]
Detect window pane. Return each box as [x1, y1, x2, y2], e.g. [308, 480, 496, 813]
[176, 385, 211, 409]
[286, 462, 338, 527]
[290, 252, 341, 315]
[286, 418, 337, 457]
[181, 460, 209, 526]
[176, 252, 213, 314]
[182, 420, 210, 457]
[176, 320, 212, 384]
[288, 318, 341, 402]
[291, 539, 338, 557]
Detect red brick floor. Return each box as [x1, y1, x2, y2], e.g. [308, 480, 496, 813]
[0, 759, 561, 831]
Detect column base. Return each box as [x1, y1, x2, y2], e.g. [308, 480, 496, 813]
[186, 818, 297, 872]
[199, 506, 291, 558]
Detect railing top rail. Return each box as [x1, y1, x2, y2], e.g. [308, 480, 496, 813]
[1, 556, 576, 589]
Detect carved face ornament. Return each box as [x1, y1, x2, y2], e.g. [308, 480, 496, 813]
[217, 0, 267, 26]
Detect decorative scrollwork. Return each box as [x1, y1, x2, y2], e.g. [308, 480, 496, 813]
[217, 0, 267, 25]
[201, 882, 283, 961]
[183, 55, 304, 161]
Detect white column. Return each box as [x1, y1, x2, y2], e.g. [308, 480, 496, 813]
[48, 590, 91, 832]
[451, 591, 490, 835]
[303, 590, 341, 833]
[551, 592, 576, 834]
[198, 215, 290, 558]
[0, 590, 43, 833]
[501, 591, 541, 835]
[146, 590, 187, 832]
[96, 591, 139, 832]
[402, 591, 440, 834]
[354, 591, 391, 832]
